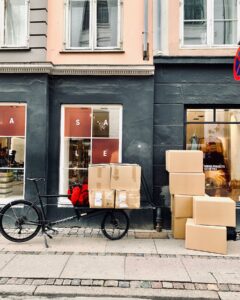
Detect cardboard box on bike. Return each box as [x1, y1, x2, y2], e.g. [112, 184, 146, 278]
[89, 190, 115, 209]
[110, 164, 141, 190]
[88, 164, 111, 190]
[115, 190, 140, 209]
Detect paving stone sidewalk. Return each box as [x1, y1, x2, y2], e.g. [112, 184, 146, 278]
[0, 228, 239, 299]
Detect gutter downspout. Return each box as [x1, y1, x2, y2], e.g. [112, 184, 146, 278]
[143, 0, 149, 60]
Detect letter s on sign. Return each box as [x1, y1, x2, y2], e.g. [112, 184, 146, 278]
[75, 119, 80, 126]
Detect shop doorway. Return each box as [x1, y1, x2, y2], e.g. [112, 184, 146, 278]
[185, 108, 240, 201]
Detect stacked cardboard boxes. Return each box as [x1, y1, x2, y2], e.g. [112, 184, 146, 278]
[185, 196, 236, 254]
[88, 164, 141, 209]
[166, 150, 205, 239]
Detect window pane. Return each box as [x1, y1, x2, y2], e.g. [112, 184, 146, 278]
[214, 0, 237, 20]
[97, 0, 118, 47]
[92, 139, 119, 163]
[70, 0, 90, 47]
[68, 138, 90, 168]
[4, 0, 27, 46]
[214, 21, 237, 44]
[216, 109, 240, 122]
[184, 0, 206, 20]
[64, 107, 91, 137]
[187, 109, 214, 123]
[184, 21, 207, 45]
[186, 123, 240, 201]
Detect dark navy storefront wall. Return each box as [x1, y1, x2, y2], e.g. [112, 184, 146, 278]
[0, 74, 49, 199]
[47, 76, 154, 227]
[153, 58, 240, 228]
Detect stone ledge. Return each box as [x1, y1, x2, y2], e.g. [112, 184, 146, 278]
[0, 63, 155, 76]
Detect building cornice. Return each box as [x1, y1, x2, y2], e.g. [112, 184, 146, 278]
[0, 63, 155, 76]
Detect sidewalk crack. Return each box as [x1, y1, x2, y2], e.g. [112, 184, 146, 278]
[180, 257, 193, 282]
[58, 254, 72, 279]
[123, 255, 126, 280]
[153, 239, 158, 255]
[0, 253, 17, 272]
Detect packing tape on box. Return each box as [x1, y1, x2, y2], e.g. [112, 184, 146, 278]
[112, 167, 119, 180]
[132, 166, 136, 182]
[97, 167, 102, 178]
[96, 182, 102, 189]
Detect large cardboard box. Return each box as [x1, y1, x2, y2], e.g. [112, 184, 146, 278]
[172, 217, 188, 239]
[111, 164, 141, 190]
[169, 173, 205, 196]
[172, 195, 193, 218]
[185, 218, 227, 255]
[88, 164, 111, 190]
[193, 196, 236, 227]
[166, 150, 203, 173]
[89, 190, 115, 208]
[115, 190, 140, 209]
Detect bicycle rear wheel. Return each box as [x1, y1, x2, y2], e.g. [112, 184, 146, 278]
[0, 200, 42, 243]
[101, 210, 129, 240]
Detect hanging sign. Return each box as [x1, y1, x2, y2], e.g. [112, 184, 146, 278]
[64, 107, 91, 137]
[92, 139, 119, 164]
[0, 106, 25, 136]
[233, 46, 240, 81]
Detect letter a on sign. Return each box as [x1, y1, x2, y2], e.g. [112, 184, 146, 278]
[233, 46, 240, 81]
[9, 118, 14, 124]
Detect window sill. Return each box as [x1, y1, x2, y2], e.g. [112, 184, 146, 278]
[60, 49, 125, 54]
[0, 47, 30, 51]
[180, 45, 239, 50]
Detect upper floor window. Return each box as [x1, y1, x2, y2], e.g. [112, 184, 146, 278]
[0, 0, 29, 48]
[66, 0, 122, 50]
[182, 0, 240, 47]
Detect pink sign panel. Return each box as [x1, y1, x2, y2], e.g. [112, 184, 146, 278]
[0, 106, 25, 136]
[65, 107, 91, 137]
[92, 139, 119, 164]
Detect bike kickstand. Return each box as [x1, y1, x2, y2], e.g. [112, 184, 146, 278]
[43, 233, 49, 248]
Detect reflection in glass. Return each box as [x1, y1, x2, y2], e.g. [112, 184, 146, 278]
[214, 21, 237, 44]
[68, 139, 91, 168]
[184, 21, 207, 45]
[97, 0, 118, 47]
[186, 109, 214, 122]
[216, 109, 240, 122]
[214, 0, 237, 20]
[70, 0, 90, 47]
[186, 122, 240, 201]
[184, 0, 206, 20]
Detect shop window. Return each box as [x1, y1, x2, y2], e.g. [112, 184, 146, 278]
[66, 0, 122, 50]
[59, 105, 122, 205]
[186, 107, 240, 201]
[0, 0, 29, 48]
[0, 104, 26, 204]
[181, 0, 240, 47]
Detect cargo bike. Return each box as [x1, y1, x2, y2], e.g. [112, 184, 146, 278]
[0, 178, 130, 246]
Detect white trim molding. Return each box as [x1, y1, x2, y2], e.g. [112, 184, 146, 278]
[0, 63, 155, 76]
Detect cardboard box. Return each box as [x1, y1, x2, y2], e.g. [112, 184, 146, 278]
[115, 190, 140, 209]
[88, 164, 111, 190]
[169, 173, 205, 196]
[172, 195, 193, 218]
[193, 196, 236, 227]
[89, 190, 115, 208]
[111, 164, 141, 190]
[172, 217, 188, 239]
[166, 150, 203, 173]
[185, 218, 227, 255]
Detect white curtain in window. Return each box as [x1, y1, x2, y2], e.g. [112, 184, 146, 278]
[4, 0, 27, 46]
[70, 0, 90, 47]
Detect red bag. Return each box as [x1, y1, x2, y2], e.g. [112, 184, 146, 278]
[70, 186, 81, 206]
[68, 184, 89, 207]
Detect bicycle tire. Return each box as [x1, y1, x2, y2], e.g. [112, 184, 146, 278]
[101, 210, 129, 240]
[0, 200, 42, 243]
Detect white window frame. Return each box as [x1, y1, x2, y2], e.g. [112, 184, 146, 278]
[59, 104, 123, 206]
[180, 0, 240, 48]
[65, 0, 122, 50]
[0, 103, 27, 205]
[0, 0, 29, 49]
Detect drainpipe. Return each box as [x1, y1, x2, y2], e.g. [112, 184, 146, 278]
[143, 0, 149, 60]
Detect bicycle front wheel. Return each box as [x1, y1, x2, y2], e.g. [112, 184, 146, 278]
[101, 210, 129, 240]
[0, 200, 42, 243]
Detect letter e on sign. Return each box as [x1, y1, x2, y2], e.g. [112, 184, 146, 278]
[103, 150, 108, 157]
